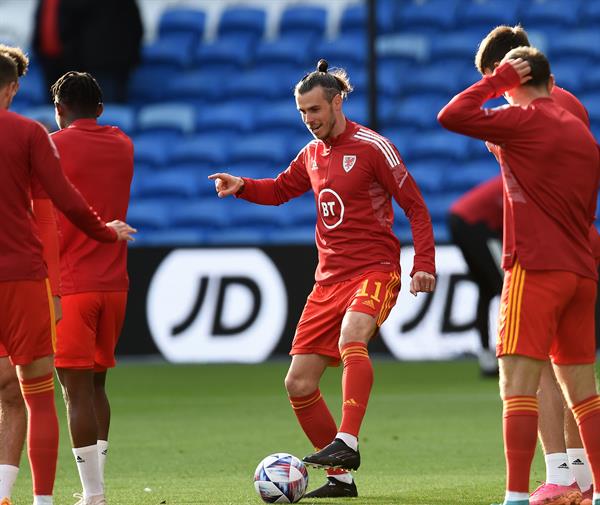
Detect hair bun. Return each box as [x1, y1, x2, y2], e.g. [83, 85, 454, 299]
[317, 59, 328, 73]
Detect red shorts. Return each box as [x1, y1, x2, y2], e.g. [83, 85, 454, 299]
[0, 279, 55, 366]
[55, 291, 127, 371]
[497, 262, 596, 365]
[291, 270, 400, 363]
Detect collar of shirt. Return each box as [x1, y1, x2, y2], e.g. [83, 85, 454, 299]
[68, 118, 100, 130]
[325, 118, 357, 147]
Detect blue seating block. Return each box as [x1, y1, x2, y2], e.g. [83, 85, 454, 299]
[137, 102, 196, 134]
[279, 6, 327, 39]
[230, 134, 290, 165]
[254, 35, 315, 67]
[218, 7, 266, 41]
[127, 200, 171, 230]
[170, 134, 230, 166]
[196, 35, 256, 69]
[397, 0, 459, 31]
[99, 104, 136, 135]
[158, 8, 206, 42]
[313, 35, 367, 67]
[142, 34, 196, 69]
[520, 0, 582, 29]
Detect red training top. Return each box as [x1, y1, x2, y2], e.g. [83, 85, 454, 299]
[52, 119, 133, 294]
[438, 63, 600, 280]
[0, 110, 117, 283]
[239, 119, 436, 284]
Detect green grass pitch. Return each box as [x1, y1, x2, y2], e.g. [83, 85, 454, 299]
[12, 360, 553, 504]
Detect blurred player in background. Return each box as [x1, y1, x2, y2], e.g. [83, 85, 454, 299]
[0, 43, 62, 505]
[439, 47, 600, 505]
[0, 49, 135, 505]
[209, 59, 436, 498]
[470, 25, 599, 505]
[50, 71, 133, 505]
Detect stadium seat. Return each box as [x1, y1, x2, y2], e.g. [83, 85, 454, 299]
[141, 34, 196, 70]
[409, 131, 471, 161]
[444, 160, 499, 192]
[580, 1, 600, 26]
[15, 65, 45, 106]
[379, 127, 415, 157]
[218, 7, 267, 42]
[136, 171, 200, 199]
[228, 68, 299, 100]
[22, 105, 56, 131]
[195, 35, 256, 70]
[195, 102, 256, 133]
[229, 202, 290, 227]
[429, 31, 484, 62]
[140, 228, 205, 246]
[229, 133, 290, 165]
[407, 160, 447, 194]
[126, 199, 171, 230]
[205, 227, 270, 245]
[549, 30, 600, 61]
[98, 104, 136, 135]
[279, 6, 328, 39]
[457, 0, 520, 31]
[128, 65, 170, 103]
[402, 63, 463, 96]
[285, 195, 316, 226]
[133, 135, 173, 167]
[254, 35, 315, 68]
[421, 192, 463, 222]
[158, 7, 206, 44]
[254, 101, 305, 135]
[339, 4, 367, 37]
[137, 102, 196, 135]
[392, 223, 413, 244]
[397, 0, 459, 32]
[169, 134, 231, 167]
[433, 222, 450, 243]
[267, 226, 315, 244]
[166, 70, 232, 103]
[386, 95, 448, 129]
[551, 61, 583, 95]
[313, 34, 367, 68]
[580, 93, 600, 124]
[377, 60, 408, 98]
[169, 200, 231, 228]
[377, 33, 430, 63]
[520, 0, 582, 30]
[582, 67, 600, 93]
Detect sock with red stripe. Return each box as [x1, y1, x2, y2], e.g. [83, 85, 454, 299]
[572, 395, 600, 493]
[20, 373, 59, 498]
[339, 342, 373, 438]
[503, 396, 538, 494]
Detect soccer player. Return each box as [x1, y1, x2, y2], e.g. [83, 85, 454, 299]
[0, 50, 135, 505]
[438, 47, 600, 505]
[49, 71, 133, 505]
[0, 44, 63, 504]
[473, 25, 598, 505]
[209, 59, 436, 498]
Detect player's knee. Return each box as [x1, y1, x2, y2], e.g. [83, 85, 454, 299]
[284, 374, 317, 398]
[0, 374, 24, 409]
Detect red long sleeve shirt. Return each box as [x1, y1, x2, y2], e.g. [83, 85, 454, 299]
[239, 119, 436, 284]
[0, 109, 116, 283]
[438, 63, 600, 280]
[52, 119, 133, 294]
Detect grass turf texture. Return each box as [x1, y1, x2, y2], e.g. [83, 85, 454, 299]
[12, 360, 553, 505]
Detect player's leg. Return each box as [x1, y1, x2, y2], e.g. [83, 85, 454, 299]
[565, 411, 593, 499]
[0, 356, 26, 502]
[532, 363, 581, 505]
[55, 293, 104, 504]
[304, 271, 400, 472]
[94, 371, 109, 489]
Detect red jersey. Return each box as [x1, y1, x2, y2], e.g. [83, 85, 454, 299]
[239, 119, 436, 284]
[51, 119, 133, 294]
[0, 109, 116, 283]
[438, 63, 600, 279]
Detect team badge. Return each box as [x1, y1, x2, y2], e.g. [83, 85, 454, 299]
[343, 155, 357, 172]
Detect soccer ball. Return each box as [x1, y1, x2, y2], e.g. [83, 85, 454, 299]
[253, 453, 308, 503]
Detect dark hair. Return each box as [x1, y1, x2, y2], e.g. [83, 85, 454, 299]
[51, 71, 103, 116]
[475, 25, 530, 74]
[0, 44, 29, 88]
[504, 46, 551, 88]
[295, 59, 353, 102]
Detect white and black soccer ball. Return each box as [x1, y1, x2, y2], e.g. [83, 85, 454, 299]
[253, 453, 308, 503]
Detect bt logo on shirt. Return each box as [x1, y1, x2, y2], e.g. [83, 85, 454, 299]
[318, 188, 345, 229]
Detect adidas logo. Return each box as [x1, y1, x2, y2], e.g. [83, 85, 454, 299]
[344, 398, 359, 407]
[362, 299, 375, 309]
[76, 456, 85, 463]
[558, 463, 569, 469]
[101, 449, 108, 456]
[571, 459, 584, 466]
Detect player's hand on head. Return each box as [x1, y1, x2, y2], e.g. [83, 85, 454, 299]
[107, 220, 137, 242]
[208, 172, 244, 198]
[500, 57, 532, 84]
[409, 271, 436, 296]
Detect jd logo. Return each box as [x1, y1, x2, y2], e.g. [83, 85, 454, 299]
[147, 249, 287, 363]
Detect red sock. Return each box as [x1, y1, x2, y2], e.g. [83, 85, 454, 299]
[572, 395, 600, 491]
[20, 373, 59, 496]
[289, 389, 337, 450]
[339, 342, 373, 437]
[503, 396, 538, 493]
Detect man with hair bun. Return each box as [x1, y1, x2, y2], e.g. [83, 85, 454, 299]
[439, 46, 600, 505]
[210, 59, 436, 498]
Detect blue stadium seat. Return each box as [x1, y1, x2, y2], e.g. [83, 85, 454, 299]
[133, 135, 172, 167]
[22, 105, 56, 131]
[169, 134, 231, 167]
[285, 195, 316, 226]
[313, 35, 367, 68]
[385, 95, 448, 129]
[254, 35, 315, 68]
[228, 68, 298, 100]
[377, 61, 408, 98]
[137, 102, 195, 135]
[520, 0, 582, 30]
[141, 228, 205, 246]
[377, 33, 430, 64]
[429, 31, 484, 62]
[580, 93, 600, 124]
[98, 105, 136, 135]
[580, 1, 600, 26]
[340, 4, 367, 37]
[170, 201, 231, 228]
[195, 102, 255, 133]
[549, 30, 600, 61]
[421, 193, 463, 222]
[254, 101, 305, 135]
[402, 63, 463, 95]
[229, 134, 290, 165]
[218, 7, 266, 42]
[126, 200, 171, 230]
[279, 6, 327, 39]
[407, 160, 447, 194]
[15, 66, 45, 106]
[195, 35, 256, 70]
[551, 62, 584, 95]
[158, 8, 206, 44]
[444, 160, 499, 192]
[379, 127, 415, 156]
[433, 222, 450, 243]
[582, 67, 600, 93]
[141, 34, 196, 70]
[136, 171, 200, 199]
[397, 0, 459, 32]
[229, 202, 290, 227]
[205, 228, 270, 245]
[392, 223, 412, 244]
[128, 65, 170, 103]
[267, 226, 315, 244]
[457, 0, 520, 30]
[166, 70, 230, 102]
[343, 98, 368, 126]
[409, 131, 470, 161]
